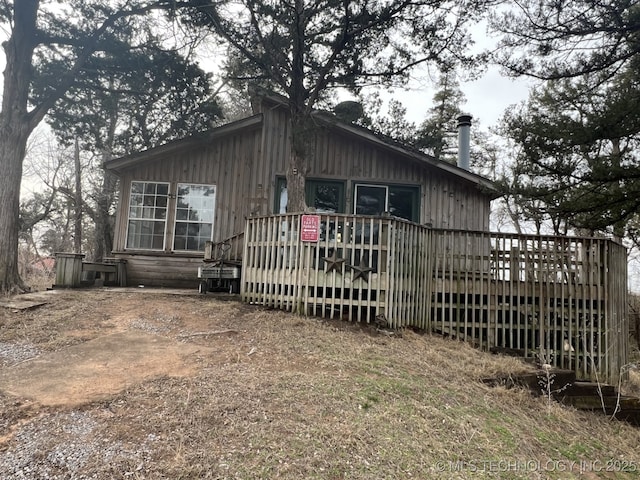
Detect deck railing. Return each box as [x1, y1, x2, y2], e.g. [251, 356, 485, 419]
[241, 213, 629, 382]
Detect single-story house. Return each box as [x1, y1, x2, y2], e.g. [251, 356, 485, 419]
[104, 90, 497, 288]
[101, 90, 629, 383]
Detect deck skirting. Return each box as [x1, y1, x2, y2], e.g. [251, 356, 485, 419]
[241, 213, 629, 384]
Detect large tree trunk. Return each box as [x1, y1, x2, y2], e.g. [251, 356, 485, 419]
[285, 0, 309, 214]
[0, 133, 31, 293]
[0, 0, 40, 293]
[286, 120, 308, 213]
[92, 98, 119, 261]
[92, 171, 117, 261]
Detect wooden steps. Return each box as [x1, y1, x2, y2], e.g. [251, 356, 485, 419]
[483, 370, 640, 427]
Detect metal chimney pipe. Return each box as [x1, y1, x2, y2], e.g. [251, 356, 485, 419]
[457, 114, 472, 171]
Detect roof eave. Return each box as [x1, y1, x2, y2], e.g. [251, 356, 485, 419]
[314, 113, 500, 198]
[104, 114, 263, 174]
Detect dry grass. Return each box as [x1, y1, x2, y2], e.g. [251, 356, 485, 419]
[1, 289, 640, 479]
[625, 343, 640, 397]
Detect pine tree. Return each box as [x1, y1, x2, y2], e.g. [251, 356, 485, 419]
[415, 71, 466, 163]
[497, 66, 640, 237]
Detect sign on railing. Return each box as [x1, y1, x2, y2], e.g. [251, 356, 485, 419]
[300, 214, 320, 242]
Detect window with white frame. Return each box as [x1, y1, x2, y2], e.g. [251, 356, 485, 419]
[354, 184, 388, 216]
[125, 181, 216, 252]
[126, 181, 169, 250]
[173, 183, 216, 251]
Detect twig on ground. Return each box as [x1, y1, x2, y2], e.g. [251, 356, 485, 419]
[177, 329, 239, 338]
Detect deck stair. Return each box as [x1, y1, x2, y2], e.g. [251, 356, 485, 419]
[483, 370, 640, 426]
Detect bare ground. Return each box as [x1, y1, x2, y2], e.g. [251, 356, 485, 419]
[0, 287, 638, 479]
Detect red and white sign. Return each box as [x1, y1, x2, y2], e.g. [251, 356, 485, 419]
[300, 214, 320, 242]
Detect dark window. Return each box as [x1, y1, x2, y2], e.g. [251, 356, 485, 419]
[389, 186, 419, 222]
[354, 185, 387, 216]
[354, 183, 419, 222]
[306, 180, 345, 213]
[275, 177, 345, 213]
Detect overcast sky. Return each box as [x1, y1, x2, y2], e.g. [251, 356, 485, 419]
[365, 17, 537, 132]
[356, 64, 535, 143]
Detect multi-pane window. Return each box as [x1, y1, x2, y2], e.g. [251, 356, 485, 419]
[275, 178, 418, 221]
[125, 181, 216, 252]
[354, 183, 419, 222]
[126, 181, 169, 250]
[173, 184, 216, 251]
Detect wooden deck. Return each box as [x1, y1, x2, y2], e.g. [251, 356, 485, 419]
[241, 213, 629, 383]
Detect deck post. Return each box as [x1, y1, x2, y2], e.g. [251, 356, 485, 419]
[54, 252, 85, 288]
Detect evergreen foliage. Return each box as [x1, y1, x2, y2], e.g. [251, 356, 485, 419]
[499, 66, 640, 237]
[492, 0, 640, 239]
[415, 71, 466, 163]
[186, 0, 492, 211]
[492, 0, 640, 82]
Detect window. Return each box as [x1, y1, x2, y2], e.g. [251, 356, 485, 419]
[306, 180, 345, 213]
[276, 177, 288, 214]
[354, 183, 419, 222]
[125, 181, 216, 252]
[126, 181, 169, 250]
[275, 177, 345, 213]
[388, 186, 420, 222]
[173, 184, 216, 251]
[354, 185, 387, 216]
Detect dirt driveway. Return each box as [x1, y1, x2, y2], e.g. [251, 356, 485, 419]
[0, 288, 242, 408]
[0, 288, 281, 478]
[1, 288, 639, 480]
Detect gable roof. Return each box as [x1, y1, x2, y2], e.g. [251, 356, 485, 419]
[105, 91, 499, 198]
[253, 89, 499, 198]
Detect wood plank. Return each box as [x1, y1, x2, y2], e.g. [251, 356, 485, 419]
[0, 300, 47, 311]
[82, 263, 117, 273]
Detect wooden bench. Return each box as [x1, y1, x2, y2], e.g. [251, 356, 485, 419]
[82, 259, 127, 287]
[55, 253, 127, 288]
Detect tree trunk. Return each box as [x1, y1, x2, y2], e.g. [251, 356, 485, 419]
[0, 132, 31, 293]
[73, 138, 83, 254]
[286, 119, 308, 213]
[285, 0, 309, 214]
[0, 0, 40, 292]
[92, 98, 119, 261]
[92, 171, 117, 261]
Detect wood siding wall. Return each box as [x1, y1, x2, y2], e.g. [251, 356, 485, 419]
[111, 101, 492, 287]
[242, 213, 629, 384]
[111, 253, 207, 288]
[113, 125, 263, 253]
[110, 126, 262, 288]
[259, 106, 492, 231]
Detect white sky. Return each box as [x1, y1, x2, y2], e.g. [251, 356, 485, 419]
[458, 69, 534, 127]
[386, 67, 534, 130]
